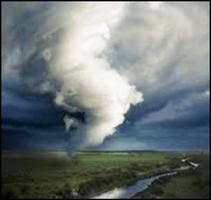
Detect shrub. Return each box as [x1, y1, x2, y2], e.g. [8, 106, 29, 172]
[152, 185, 163, 196]
[55, 183, 75, 199]
[2, 189, 19, 199]
[20, 185, 30, 194]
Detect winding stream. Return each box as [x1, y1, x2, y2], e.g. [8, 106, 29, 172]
[93, 171, 177, 199]
[92, 159, 199, 199]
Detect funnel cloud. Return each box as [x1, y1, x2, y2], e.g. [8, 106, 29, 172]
[2, 2, 209, 152]
[2, 2, 143, 152]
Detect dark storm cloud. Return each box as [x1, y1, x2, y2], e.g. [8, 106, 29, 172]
[103, 2, 209, 148]
[2, 87, 86, 129]
[2, 125, 69, 151]
[2, 2, 144, 152]
[2, 2, 209, 151]
[98, 129, 210, 151]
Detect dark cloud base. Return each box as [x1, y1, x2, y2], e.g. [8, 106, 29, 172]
[2, 2, 210, 151]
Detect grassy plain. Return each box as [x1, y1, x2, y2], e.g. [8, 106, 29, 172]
[133, 152, 210, 199]
[1, 151, 209, 199]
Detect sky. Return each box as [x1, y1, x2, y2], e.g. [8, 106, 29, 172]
[2, 2, 210, 152]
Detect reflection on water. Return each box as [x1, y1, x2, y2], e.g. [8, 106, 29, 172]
[93, 172, 177, 199]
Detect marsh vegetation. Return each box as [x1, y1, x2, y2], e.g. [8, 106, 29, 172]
[1, 151, 209, 199]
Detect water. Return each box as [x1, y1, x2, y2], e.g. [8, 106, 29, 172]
[93, 171, 177, 199]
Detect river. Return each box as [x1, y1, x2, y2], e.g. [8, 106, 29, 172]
[92, 171, 177, 199]
[92, 159, 199, 199]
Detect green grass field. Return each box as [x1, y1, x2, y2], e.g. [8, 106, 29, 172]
[133, 152, 210, 199]
[1, 151, 209, 199]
